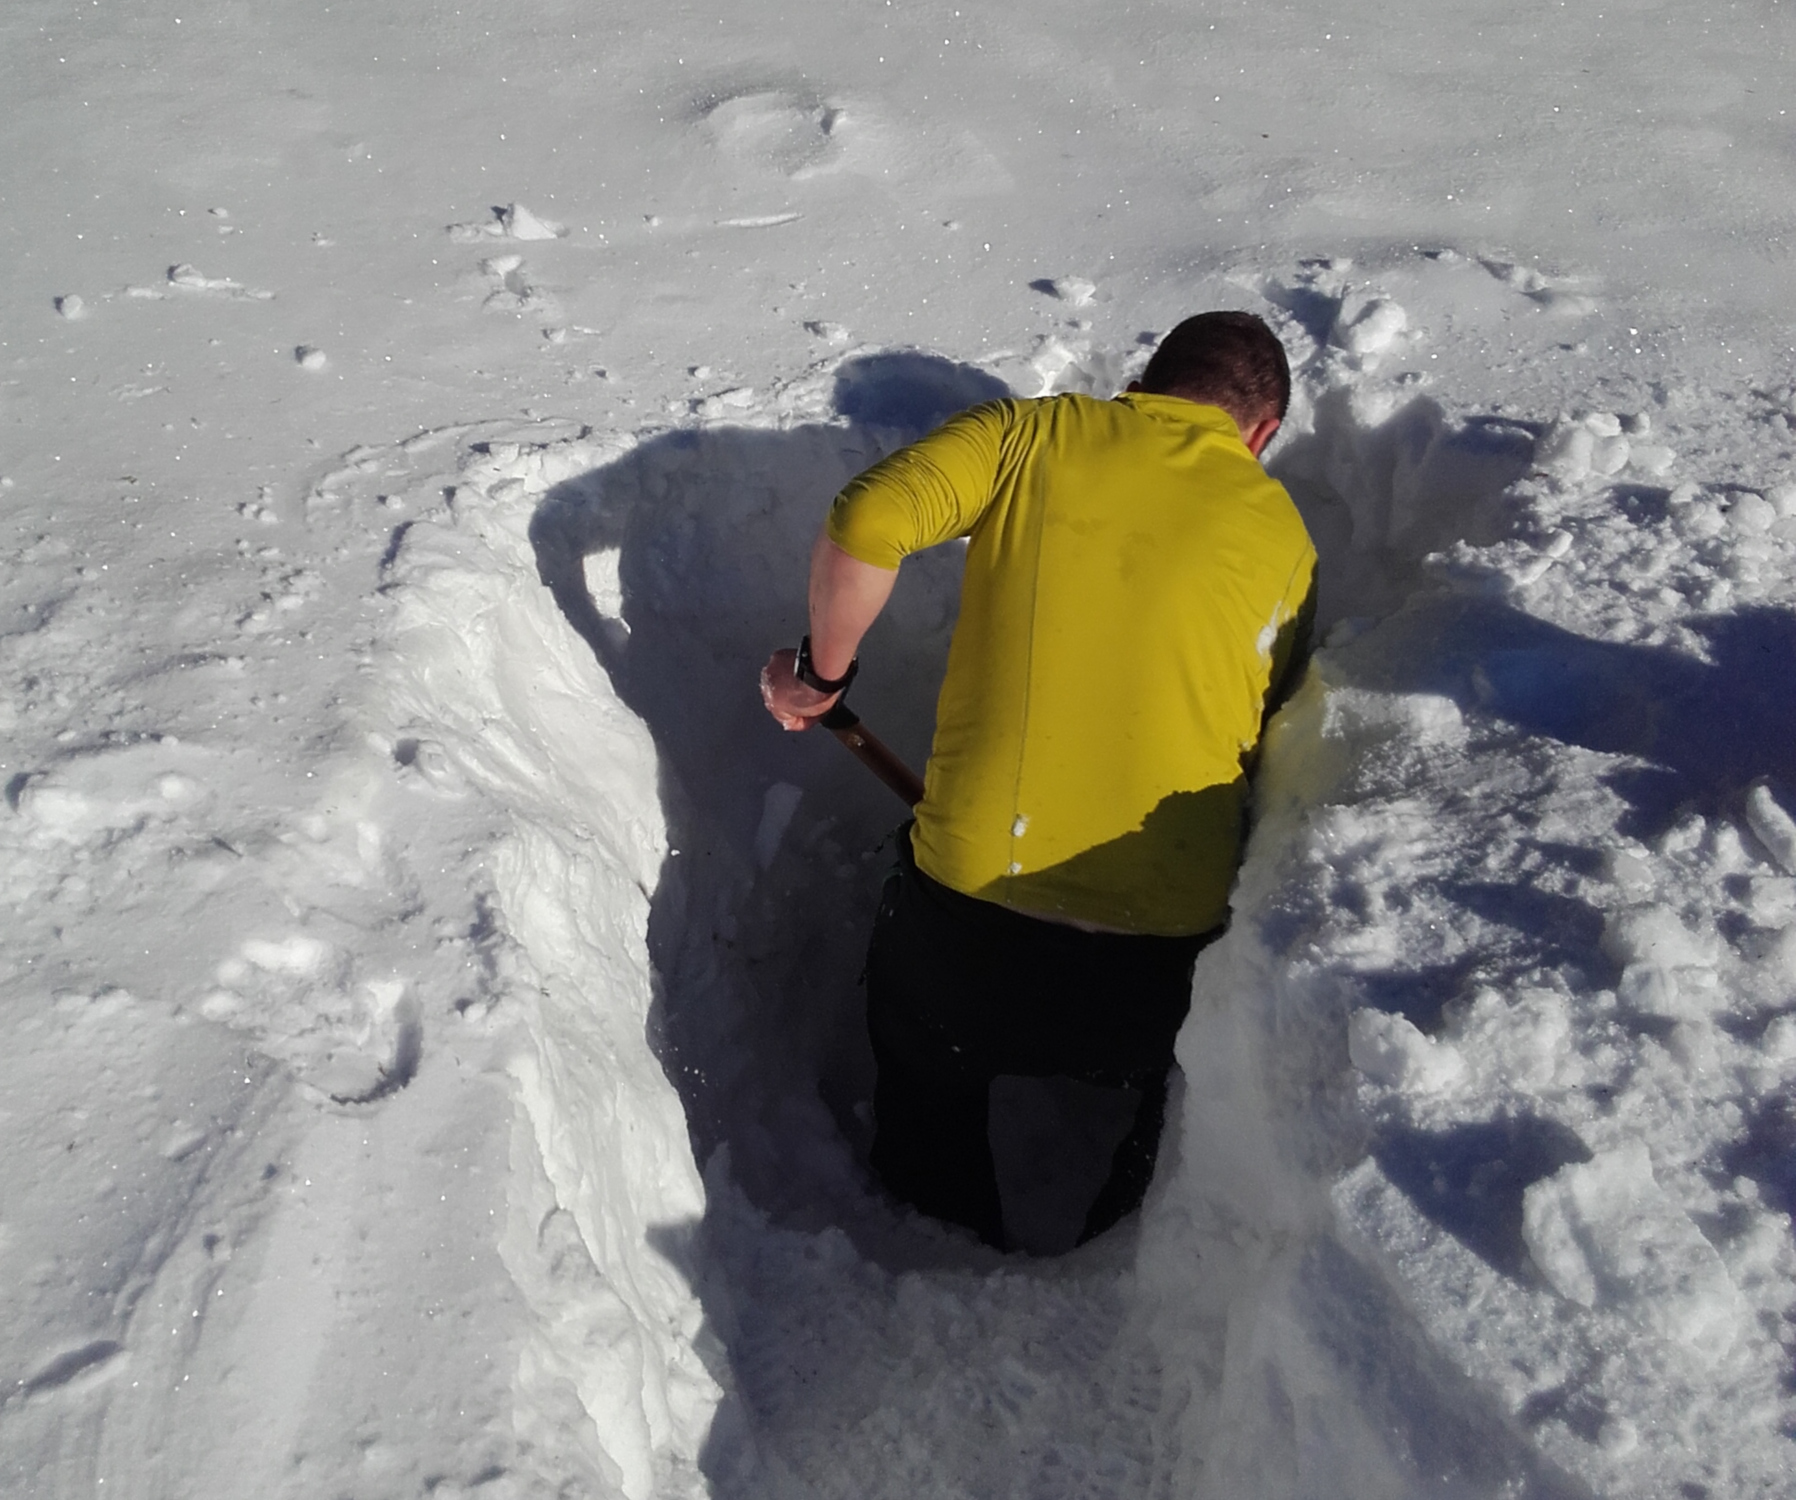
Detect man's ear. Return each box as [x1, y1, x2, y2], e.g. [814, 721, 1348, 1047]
[1241, 416, 1281, 458]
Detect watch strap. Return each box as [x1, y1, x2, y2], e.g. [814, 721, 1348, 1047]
[796, 635, 859, 695]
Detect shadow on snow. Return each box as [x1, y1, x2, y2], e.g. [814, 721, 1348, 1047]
[528, 355, 1178, 1495]
[1341, 595, 1796, 841]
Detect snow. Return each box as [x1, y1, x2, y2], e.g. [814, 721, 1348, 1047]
[1521, 1141, 1746, 1362]
[4, 0, 1796, 1496]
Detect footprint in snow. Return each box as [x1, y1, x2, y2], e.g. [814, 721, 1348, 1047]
[164, 263, 275, 301]
[1479, 256, 1597, 317]
[698, 87, 848, 179]
[478, 253, 553, 315]
[316, 993, 424, 1107]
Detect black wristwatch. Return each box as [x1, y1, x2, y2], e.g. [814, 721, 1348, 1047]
[796, 635, 859, 694]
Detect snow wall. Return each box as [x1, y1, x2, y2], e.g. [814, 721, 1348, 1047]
[381, 422, 719, 1497]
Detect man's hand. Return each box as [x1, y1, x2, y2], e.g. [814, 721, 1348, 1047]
[759, 647, 841, 731]
[762, 534, 899, 731]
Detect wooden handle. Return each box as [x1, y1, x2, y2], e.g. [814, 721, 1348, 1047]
[819, 703, 925, 807]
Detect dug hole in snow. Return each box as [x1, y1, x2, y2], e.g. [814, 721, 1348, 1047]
[365, 255, 1796, 1498]
[379, 349, 1200, 1497]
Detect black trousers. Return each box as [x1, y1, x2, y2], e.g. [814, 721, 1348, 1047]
[865, 826, 1218, 1249]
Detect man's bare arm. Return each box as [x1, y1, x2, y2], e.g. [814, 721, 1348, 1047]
[759, 532, 898, 731]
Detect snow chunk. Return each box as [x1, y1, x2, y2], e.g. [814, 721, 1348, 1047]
[240, 934, 332, 976]
[1744, 780, 1796, 873]
[1028, 335, 1084, 394]
[1347, 1009, 1464, 1091]
[1590, 434, 1630, 476]
[1762, 1014, 1796, 1063]
[1605, 846, 1655, 891]
[166, 263, 274, 299]
[695, 386, 757, 418]
[1446, 987, 1573, 1090]
[501, 202, 566, 240]
[1534, 412, 1641, 482]
[446, 202, 568, 242]
[581, 548, 624, 618]
[1729, 492, 1777, 535]
[719, 211, 803, 229]
[1321, 687, 1465, 749]
[1534, 420, 1594, 481]
[1329, 295, 1407, 356]
[1522, 1142, 1746, 1362]
[1616, 963, 1693, 1020]
[1035, 275, 1096, 307]
[1601, 904, 1715, 970]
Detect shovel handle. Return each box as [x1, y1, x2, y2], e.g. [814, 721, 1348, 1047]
[819, 703, 925, 807]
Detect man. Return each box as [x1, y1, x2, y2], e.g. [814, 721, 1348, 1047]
[761, 312, 1316, 1249]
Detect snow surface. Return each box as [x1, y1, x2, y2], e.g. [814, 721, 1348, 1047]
[4, 1, 1796, 1496]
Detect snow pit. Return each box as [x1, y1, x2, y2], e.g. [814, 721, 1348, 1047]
[378, 352, 1218, 1495]
[358, 308, 1796, 1494]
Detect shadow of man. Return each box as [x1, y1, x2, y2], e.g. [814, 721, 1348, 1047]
[527, 353, 1005, 1225]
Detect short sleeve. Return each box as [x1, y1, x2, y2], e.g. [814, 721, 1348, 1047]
[825, 401, 1014, 569]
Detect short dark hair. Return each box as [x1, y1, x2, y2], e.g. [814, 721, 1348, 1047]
[1138, 311, 1291, 421]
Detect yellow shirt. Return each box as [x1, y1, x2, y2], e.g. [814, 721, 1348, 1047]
[827, 392, 1316, 936]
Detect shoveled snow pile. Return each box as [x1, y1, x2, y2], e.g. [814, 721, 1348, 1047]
[1137, 258, 1796, 1497]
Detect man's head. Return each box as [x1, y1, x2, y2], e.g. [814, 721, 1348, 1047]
[1133, 311, 1290, 454]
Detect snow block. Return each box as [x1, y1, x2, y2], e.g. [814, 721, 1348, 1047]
[1743, 780, 1796, 874]
[1600, 904, 1715, 971]
[1347, 1008, 1464, 1092]
[1521, 1142, 1745, 1362]
[1328, 294, 1408, 357]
